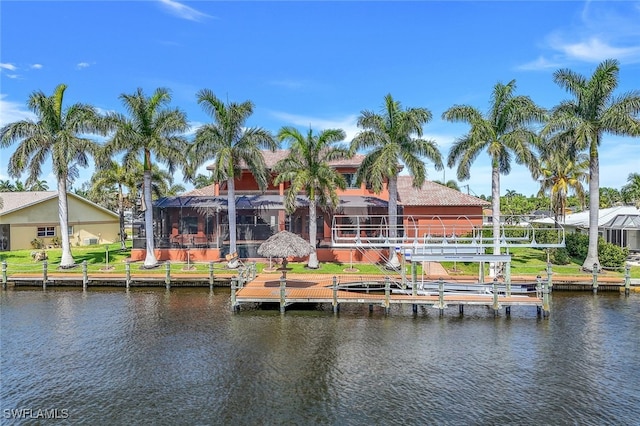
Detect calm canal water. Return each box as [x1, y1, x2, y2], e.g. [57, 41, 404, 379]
[1, 288, 639, 425]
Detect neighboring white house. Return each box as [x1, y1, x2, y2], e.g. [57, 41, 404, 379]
[533, 206, 640, 252]
[0, 191, 119, 251]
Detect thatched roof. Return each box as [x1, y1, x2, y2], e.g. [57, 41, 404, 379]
[257, 231, 314, 258]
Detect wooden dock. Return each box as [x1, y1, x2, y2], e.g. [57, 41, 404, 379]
[232, 273, 551, 317]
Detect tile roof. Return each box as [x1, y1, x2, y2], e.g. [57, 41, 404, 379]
[396, 176, 489, 206]
[182, 186, 216, 196]
[183, 176, 489, 207]
[206, 150, 367, 171]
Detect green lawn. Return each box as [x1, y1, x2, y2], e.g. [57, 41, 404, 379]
[1, 244, 638, 279]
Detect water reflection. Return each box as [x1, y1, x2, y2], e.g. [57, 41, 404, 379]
[1, 289, 639, 425]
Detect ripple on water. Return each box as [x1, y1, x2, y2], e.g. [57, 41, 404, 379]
[1, 290, 639, 425]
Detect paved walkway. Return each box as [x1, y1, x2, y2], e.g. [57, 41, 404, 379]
[421, 262, 449, 277]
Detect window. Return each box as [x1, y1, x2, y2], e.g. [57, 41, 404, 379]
[180, 217, 198, 234]
[316, 215, 324, 236]
[342, 173, 359, 189]
[37, 227, 55, 237]
[68, 226, 74, 236]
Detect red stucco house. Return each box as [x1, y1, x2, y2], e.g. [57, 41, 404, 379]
[129, 150, 489, 263]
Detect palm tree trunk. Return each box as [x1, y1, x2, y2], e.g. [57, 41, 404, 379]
[387, 175, 400, 268]
[227, 177, 237, 255]
[143, 168, 157, 267]
[118, 184, 126, 250]
[491, 164, 501, 277]
[58, 178, 75, 267]
[582, 140, 600, 271]
[308, 198, 319, 269]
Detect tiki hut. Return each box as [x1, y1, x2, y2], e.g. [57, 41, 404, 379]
[257, 230, 314, 270]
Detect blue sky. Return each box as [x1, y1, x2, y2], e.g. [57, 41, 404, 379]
[1, 0, 639, 198]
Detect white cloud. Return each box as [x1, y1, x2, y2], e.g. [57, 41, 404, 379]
[185, 120, 204, 138]
[516, 56, 564, 71]
[553, 36, 640, 63]
[0, 63, 17, 71]
[5, 74, 20, 79]
[76, 62, 91, 69]
[0, 94, 35, 127]
[31, 64, 43, 69]
[521, 2, 640, 68]
[270, 111, 360, 142]
[158, 0, 211, 22]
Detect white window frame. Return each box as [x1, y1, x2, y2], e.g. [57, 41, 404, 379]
[37, 226, 56, 237]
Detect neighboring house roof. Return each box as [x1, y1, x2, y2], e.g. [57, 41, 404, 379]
[0, 191, 119, 218]
[0, 191, 59, 215]
[533, 206, 640, 228]
[396, 176, 489, 207]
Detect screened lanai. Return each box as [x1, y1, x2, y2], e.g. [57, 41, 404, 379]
[137, 194, 388, 258]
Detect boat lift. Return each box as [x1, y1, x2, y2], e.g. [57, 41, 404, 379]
[330, 214, 565, 293]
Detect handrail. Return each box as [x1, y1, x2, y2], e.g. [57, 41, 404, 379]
[332, 214, 565, 250]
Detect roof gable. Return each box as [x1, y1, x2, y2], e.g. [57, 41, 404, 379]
[0, 191, 119, 218]
[396, 176, 489, 207]
[0, 191, 58, 215]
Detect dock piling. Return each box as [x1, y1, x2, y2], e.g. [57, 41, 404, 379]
[542, 278, 550, 317]
[165, 261, 171, 289]
[438, 278, 445, 317]
[230, 278, 237, 311]
[384, 277, 390, 315]
[546, 262, 553, 292]
[2, 261, 6, 290]
[279, 276, 286, 313]
[411, 262, 417, 297]
[82, 261, 88, 289]
[592, 263, 598, 294]
[492, 278, 499, 316]
[332, 276, 338, 314]
[505, 261, 511, 296]
[42, 260, 48, 289]
[209, 261, 214, 290]
[125, 261, 131, 289]
[624, 266, 631, 296]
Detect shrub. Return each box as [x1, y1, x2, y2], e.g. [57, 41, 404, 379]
[50, 236, 61, 247]
[550, 248, 571, 265]
[565, 232, 589, 260]
[30, 238, 44, 249]
[564, 232, 628, 269]
[599, 240, 629, 269]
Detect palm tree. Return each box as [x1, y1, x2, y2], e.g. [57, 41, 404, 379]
[28, 180, 49, 191]
[90, 160, 139, 249]
[13, 181, 27, 192]
[0, 180, 15, 192]
[273, 127, 350, 268]
[622, 173, 640, 207]
[0, 84, 107, 267]
[105, 88, 189, 268]
[351, 94, 443, 268]
[193, 173, 215, 189]
[599, 187, 622, 208]
[543, 59, 640, 271]
[443, 80, 545, 261]
[190, 89, 277, 260]
[537, 149, 588, 222]
[433, 179, 460, 191]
